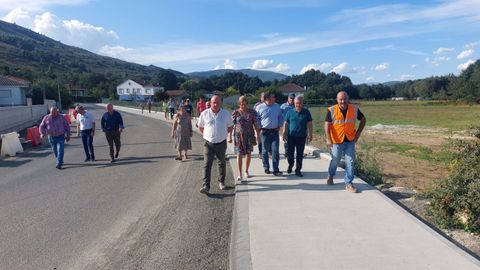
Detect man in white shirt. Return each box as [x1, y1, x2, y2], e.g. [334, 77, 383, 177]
[197, 95, 233, 195]
[76, 105, 96, 162]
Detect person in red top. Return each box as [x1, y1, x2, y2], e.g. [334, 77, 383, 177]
[196, 97, 206, 118]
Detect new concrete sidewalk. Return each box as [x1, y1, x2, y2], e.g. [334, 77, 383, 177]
[229, 147, 480, 270]
[100, 104, 479, 270]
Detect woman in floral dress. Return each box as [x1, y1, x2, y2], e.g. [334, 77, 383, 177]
[228, 96, 260, 181]
[171, 105, 193, 160]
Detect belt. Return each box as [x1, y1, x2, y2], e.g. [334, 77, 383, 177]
[206, 139, 226, 145]
[261, 128, 278, 131]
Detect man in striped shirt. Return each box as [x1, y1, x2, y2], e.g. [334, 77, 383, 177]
[39, 106, 71, 169]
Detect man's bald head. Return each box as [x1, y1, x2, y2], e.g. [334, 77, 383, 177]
[336, 91, 349, 110]
[50, 106, 58, 117]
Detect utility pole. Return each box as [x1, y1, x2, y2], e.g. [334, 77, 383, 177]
[57, 82, 62, 111]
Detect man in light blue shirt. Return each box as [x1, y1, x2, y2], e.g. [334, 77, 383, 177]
[280, 93, 295, 158]
[256, 92, 284, 176]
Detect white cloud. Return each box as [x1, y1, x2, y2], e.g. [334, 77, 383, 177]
[428, 56, 451, 66]
[3, 9, 118, 53]
[374, 62, 389, 71]
[249, 59, 290, 73]
[465, 41, 480, 49]
[223, 59, 237, 69]
[273, 63, 290, 73]
[366, 76, 375, 81]
[0, 0, 88, 12]
[457, 59, 474, 71]
[251, 59, 274, 70]
[433, 47, 454, 55]
[98, 45, 133, 58]
[333, 1, 480, 28]
[299, 63, 331, 74]
[331, 62, 349, 74]
[386, 74, 392, 78]
[457, 49, 474, 59]
[400, 74, 415, 80]
[3, 8, 34, 28]
[366, 44, 426, 56]
[411, 64, 417, 68]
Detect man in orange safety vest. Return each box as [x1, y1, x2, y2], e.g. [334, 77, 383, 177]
[325, 91, 366, 193]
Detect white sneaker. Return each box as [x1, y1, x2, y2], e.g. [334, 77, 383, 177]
[219, 182, 227, 190]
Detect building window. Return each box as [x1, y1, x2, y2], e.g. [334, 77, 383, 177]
[119, 89, 123, 94]
[126, 89, 130, 93]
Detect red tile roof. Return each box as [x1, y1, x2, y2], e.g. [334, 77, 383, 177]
[278, 83, 305, 93]
[0, 76, 30, 87]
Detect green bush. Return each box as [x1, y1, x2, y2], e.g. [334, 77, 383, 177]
[355, 140, 384, 186]
[428, 128, 480, 232]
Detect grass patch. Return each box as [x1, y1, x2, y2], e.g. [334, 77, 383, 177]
[308, 101, 480, 132]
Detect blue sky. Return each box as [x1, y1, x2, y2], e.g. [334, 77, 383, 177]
[1, 0, 479, 83]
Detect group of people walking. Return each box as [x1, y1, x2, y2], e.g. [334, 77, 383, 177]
[39, 103, 125, 169]
[179, 91, 366, 195]
[40, 90, 366, 195]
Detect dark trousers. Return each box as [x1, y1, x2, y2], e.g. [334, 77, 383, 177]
[105, 130, 121, 158]
[203, 140, 227, 189]
[287, 135, 306, 172]
[169, 108, 175, 119]
[81, 129, 94, 159]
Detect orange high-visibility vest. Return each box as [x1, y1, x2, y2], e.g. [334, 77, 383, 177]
[328, 104, 357, 144]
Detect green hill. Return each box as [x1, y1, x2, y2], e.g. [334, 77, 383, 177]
[188, 69, 287, 82]
[0, 19, 183, 106]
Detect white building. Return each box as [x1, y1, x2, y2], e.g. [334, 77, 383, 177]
[117, 79, 164, 101]
[0, 76, 30, 106]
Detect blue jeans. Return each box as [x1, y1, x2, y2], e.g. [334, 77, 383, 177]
[48, 135, 65, 166]
[261, 129, 280, 172]
[328, 141, 355, 184]
[81, 129, 94, 159]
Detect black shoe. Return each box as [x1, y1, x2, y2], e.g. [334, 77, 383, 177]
[199, 186, 209, 195]
[110, 157, 115, 163]
[295, 171, 303, 177]
[287, 166, 293, 174]
[84, 158, 91, 162]
[264, 170, 272, 174]
[273, 171, 283, 176]
[115, 152, 119, 158]
[91, 155, 95, 161]
[56, 164, 63, 170]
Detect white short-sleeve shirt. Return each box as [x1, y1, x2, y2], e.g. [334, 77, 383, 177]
[198, 108, 233, 143]
[77, 111, 95, 130]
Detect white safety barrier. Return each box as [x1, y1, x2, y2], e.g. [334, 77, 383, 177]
[1, 132, 24, 157]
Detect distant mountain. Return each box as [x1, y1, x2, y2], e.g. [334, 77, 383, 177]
[188, 69, 288, 82]
[381, 81, 402, 87]
[0, 20, 184, 81]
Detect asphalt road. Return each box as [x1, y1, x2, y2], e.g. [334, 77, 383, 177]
[0, 105, 235, 270]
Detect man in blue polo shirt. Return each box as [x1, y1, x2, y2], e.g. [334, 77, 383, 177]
[256, 92, 284, 176]
[282, 96, 313, 177]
